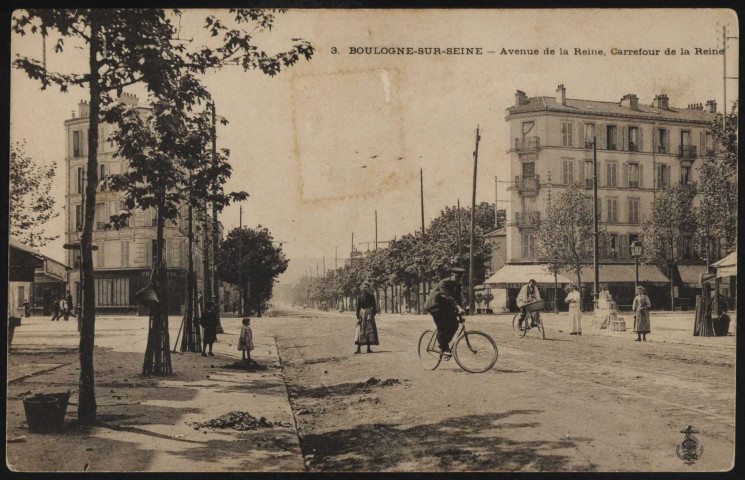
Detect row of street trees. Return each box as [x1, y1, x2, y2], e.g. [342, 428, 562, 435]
[13, 8, 313, 424]
[292, 202, 501, 313]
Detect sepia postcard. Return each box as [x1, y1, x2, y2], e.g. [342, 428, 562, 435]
[6, 8, 738, 473]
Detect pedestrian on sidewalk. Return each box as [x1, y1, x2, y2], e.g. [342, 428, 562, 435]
[201, 300, 218, 356]
[565, 283, 582, 335]
[633, 286, 651, 341]
[64, 291, 76, 320]
[238, 318, 254, 366]
[355, 281, 379, 354]
[50, 296, 63, 321]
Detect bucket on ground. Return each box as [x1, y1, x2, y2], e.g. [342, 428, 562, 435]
[23, 391, 71, 433]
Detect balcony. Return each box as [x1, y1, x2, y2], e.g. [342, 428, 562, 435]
[514, 136, 540, 152]
[678, 145, 697, 160]
[514, 211, 541, 229]
[514, 175, 540, 196]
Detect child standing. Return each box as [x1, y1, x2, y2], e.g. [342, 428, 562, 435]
[238, 318, 254, 366]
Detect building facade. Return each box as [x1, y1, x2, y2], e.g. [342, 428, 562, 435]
[64, 96, 223, 315]
[489, 85, 716, 311]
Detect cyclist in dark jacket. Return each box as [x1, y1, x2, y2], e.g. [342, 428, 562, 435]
[426, 267, 466, 353]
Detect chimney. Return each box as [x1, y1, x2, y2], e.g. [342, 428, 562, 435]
[71, 111, 76, 119]
[687, 103, 703, 110]
[621, 94, 639, 110]
[515, 90, 528, 106]
[118, 92, 139, 106]
[556, 84, 566, 106]
[706, 100, 717, 114]
[78, 100, 89, 118]
[653, 94, 669, 110]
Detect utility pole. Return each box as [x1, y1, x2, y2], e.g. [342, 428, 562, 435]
[238, 203, 243, 316]
[457, 198, 462, 260]
[211, 101, 223, 327]
[375, 210, 378, 251]
[323, 256, 326, 277]
[420, 168, 426, 311]
[335, 246, 338, 270]
[592, 137, 599, 309]
[723, 25, 727, 131]
[494, 176, 498, 229]
[468, 125, 481, 315]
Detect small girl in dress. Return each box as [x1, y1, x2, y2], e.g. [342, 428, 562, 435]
[238, 318, 254, 366]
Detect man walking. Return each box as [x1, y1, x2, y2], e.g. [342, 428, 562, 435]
[50, 296, 63, 321]
[425, 267, 466, 355]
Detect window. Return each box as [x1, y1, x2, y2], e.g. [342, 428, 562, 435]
[562, 159, 575, 184]
[680, 166, 691, 185]
[99, 164, 107, 191]
[562, 122, 573, 147]
[628, 163, 640, 188]
[150, 208, 158, 227]
[681, 130, 691, 146]
[607, 198, 618, 223]
[118, 201, 129, 227]
[73, 131, 82, 157]
[77, 167, 84, 194]
[166, 239, 173, 266]
[656, 164, 670, 189]
[522, 162, 535, 177]
[606, 125, 617, 150]
[607, 234, 618, 258]
[584, 161, 594, 188]
[704, 132, 714, 155]
[521, 234, 534, 258]
[584, 123, 595, 148]
[75, 204, 83, 231]
[606, 162, 617, 187]
[522, 121, 535, 137]
[121, 241, 130, 267]
[628, 234, 640, 254]
[656, 128, 667, 153]
[628, 127, 639, 151]
[151, 239, 158, 266]
[95, 278, 130, 307]
[628, 198, 640, 224]
[97, 241, 105, 268]
[680, 237, 694, 260]
[95, 203, 107, 229]
[18, 286, 25, 306]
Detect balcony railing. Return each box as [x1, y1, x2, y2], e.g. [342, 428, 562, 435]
[515, 175, 540, 195]
[514, 136, 540, 151]
[678, 145, 697, 160]
[514, 211, 541, 228]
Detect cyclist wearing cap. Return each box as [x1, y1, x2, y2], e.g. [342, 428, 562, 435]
[425, 267, 466, 354]
[516, 279, 541, 330]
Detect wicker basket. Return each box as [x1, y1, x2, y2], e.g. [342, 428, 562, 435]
[525, 300, 545, 312]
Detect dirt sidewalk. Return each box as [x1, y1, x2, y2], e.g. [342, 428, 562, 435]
[6, 316, 304, 472]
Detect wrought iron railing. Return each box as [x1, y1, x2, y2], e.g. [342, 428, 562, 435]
[678, 145, 697, 159]
[515, 175, 540, 194]
[514, 136, 540, 151]
[514, 211, 541, 228]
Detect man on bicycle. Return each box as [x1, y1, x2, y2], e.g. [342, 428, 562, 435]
[516, 279, 541, 330]
[425, 267, 466, 355]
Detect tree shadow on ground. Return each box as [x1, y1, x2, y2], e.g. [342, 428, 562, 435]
[288, 378, 404, 399]
[300, 410, 597, 472]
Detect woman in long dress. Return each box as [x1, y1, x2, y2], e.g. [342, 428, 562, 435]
[564, 283, 582, 335]
[633, 286, 651, 341]
[355, 281, 379, 354]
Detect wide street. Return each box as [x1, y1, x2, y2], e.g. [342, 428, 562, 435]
[6, 306, 735, 472]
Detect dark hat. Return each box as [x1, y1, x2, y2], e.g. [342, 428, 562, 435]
[450, 267, 466, 274]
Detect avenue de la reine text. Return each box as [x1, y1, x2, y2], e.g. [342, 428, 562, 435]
[343, 46, 725, 56]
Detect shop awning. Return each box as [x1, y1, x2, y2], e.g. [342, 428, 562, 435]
[678, 265, 709, 286]
[8, 237, 45, 282]
[712, 251, 736, 278]
[485, 264, 573, 288]
[576, 264, 669, 286]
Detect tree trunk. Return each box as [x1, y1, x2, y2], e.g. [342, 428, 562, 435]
[202, 206, 211, 303]
[143, 202, 172, 375]
[576, 267, 582, 312]
[78, 13, 100, 425]
[554, 269, 559, 313]
[181, 199, 199, 352]
[670, 264, 675, 311]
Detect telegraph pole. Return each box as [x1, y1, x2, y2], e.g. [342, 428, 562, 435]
[593, 137, 600, 308]
[494, 176, 498, 229]
[238, 204, 243, 316]
[420, 168, 426, 309]
[210, 101, 224, 327]
[323, 256, 326, 277]
[375, 210, 378, 251]
[468, 126, 481, 315]
[457, 198, 462, 259]
[335, 246, 338, 270]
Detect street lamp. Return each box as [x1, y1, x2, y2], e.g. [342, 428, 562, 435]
[631, 239, 643, 292]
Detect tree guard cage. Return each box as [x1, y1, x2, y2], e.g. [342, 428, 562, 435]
[180, 277, 202, 353]
[141, 262, 173, 375]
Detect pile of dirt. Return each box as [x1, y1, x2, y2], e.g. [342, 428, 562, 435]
[193, 411, 287, 431]
[356, 377, 400, 388]
[221, 360, 268, 371]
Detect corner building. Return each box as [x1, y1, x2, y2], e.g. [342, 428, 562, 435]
[489, 85, 717, 311]
[64, 95, 217, 315]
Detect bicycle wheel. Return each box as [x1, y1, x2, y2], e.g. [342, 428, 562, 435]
[418, 329, 442, 370]
[537, 315, 546, 340]
[453, 330, 498, 373]
[512, 314, 527, 338]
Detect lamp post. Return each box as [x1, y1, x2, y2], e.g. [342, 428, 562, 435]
[631, 239, 643, 292]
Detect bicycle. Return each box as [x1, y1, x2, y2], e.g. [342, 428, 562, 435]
[418, 314, 498, 373]
[512, 300, 545, 340]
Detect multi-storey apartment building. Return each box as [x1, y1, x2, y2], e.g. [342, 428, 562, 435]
[65, 95, 219, 315]
[487, 85, 717, 311]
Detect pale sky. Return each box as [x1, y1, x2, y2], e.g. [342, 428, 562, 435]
[10, 9, 738, 284]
